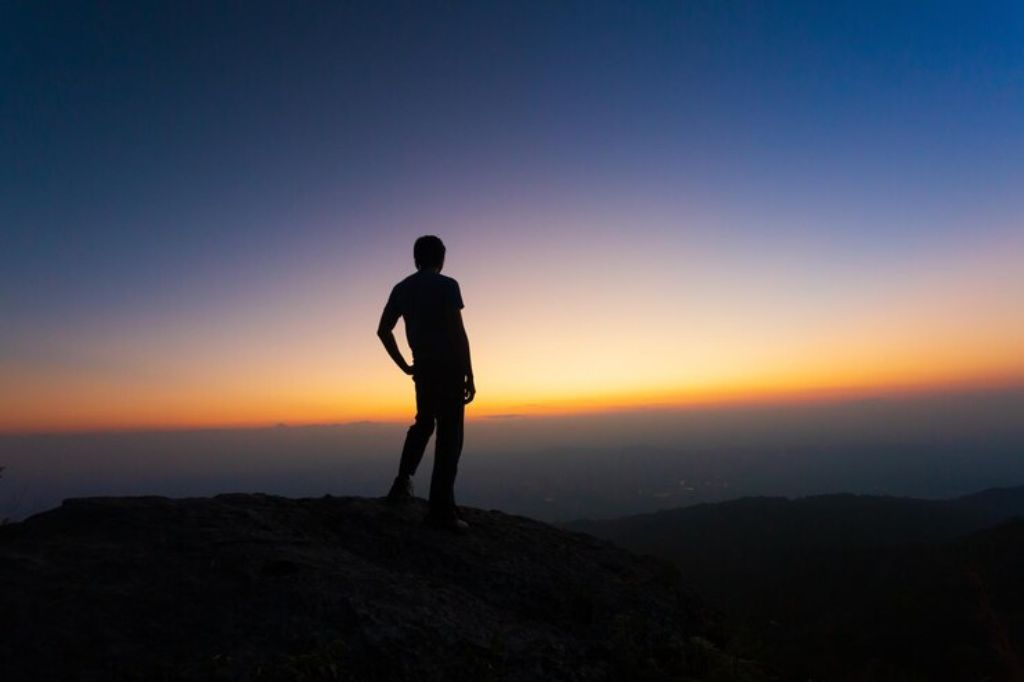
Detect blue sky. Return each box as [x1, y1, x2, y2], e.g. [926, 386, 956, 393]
[2, 1, 1023, 430]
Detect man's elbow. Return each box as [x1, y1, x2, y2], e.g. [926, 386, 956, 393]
[376, 327, 389, 340]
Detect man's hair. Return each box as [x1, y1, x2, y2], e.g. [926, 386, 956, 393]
[414, 235, 446, 269]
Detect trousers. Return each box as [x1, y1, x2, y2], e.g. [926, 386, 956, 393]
[398, 364, 465, 516]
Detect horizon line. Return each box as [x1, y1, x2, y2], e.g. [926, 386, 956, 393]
[3, 379, 1022, 438]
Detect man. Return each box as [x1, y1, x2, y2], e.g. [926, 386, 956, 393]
[377, 235, 476, 530]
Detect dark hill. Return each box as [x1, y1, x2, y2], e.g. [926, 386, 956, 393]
[0, 494, 765, 682]
[733, 518, 1024, 681]
[563, 487, 1024, 612]
[565, 487, 1024, 680]
[566, 485, 1024, 554]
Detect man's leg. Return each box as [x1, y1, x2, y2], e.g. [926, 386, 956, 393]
[398, 416, 434, 479]
[428, 380, 465, 518]
[389, 377, 436, 499]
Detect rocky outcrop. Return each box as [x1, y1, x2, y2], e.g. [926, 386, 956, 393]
[0, 494, 757, 681]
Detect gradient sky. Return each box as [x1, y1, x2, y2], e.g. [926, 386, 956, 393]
[2, 1, 1023, 432]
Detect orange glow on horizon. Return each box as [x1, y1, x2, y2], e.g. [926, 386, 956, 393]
[3, 371, 1022, 435]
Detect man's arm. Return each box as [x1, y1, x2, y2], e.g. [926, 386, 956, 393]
[450, 308, 475, 404]
[377, 303, 413, 376]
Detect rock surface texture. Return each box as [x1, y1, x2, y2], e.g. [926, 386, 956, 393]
[0, 494, 753, 681]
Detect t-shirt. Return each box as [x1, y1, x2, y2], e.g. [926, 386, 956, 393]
[381, 271, 464, 366]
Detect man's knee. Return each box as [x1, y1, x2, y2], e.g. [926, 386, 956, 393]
[409, 415, 435, 437]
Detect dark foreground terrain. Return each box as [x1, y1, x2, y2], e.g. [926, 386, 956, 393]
[0, 494, 766, 682]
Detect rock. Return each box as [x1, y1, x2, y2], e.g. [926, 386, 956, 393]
[0, 494, 752, 681]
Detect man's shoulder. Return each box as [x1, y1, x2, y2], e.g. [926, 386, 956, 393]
[392, 272, 461, 297]
[399, 272, 459, 286]
[399, 272, 422, 285]
[391, 273, 420, 291]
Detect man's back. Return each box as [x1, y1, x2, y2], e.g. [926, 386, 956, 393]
[384, 270, 464, 368]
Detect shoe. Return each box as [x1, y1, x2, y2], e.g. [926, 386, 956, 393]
[424, 511, 469, 532]
[386, 475, 414, 502]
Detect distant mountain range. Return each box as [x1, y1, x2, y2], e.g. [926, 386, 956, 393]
[566, 485, 1024, 681]
[566, 485, 1024, 551]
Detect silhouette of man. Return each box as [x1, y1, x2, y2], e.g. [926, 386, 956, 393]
[377, 235, 475, 530]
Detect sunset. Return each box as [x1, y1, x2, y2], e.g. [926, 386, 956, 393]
[3, 4, 1023, 432]
[2, 2, 1024, 680]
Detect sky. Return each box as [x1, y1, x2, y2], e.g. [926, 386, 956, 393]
[2, 1, 1023, 432]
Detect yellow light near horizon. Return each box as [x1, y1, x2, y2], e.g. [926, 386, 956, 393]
[2, 222, 1021, 433]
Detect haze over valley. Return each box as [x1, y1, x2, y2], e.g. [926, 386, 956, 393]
[4, 386, 1021, 522]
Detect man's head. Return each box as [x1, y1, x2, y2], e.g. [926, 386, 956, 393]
[414, 235, 446, 271]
